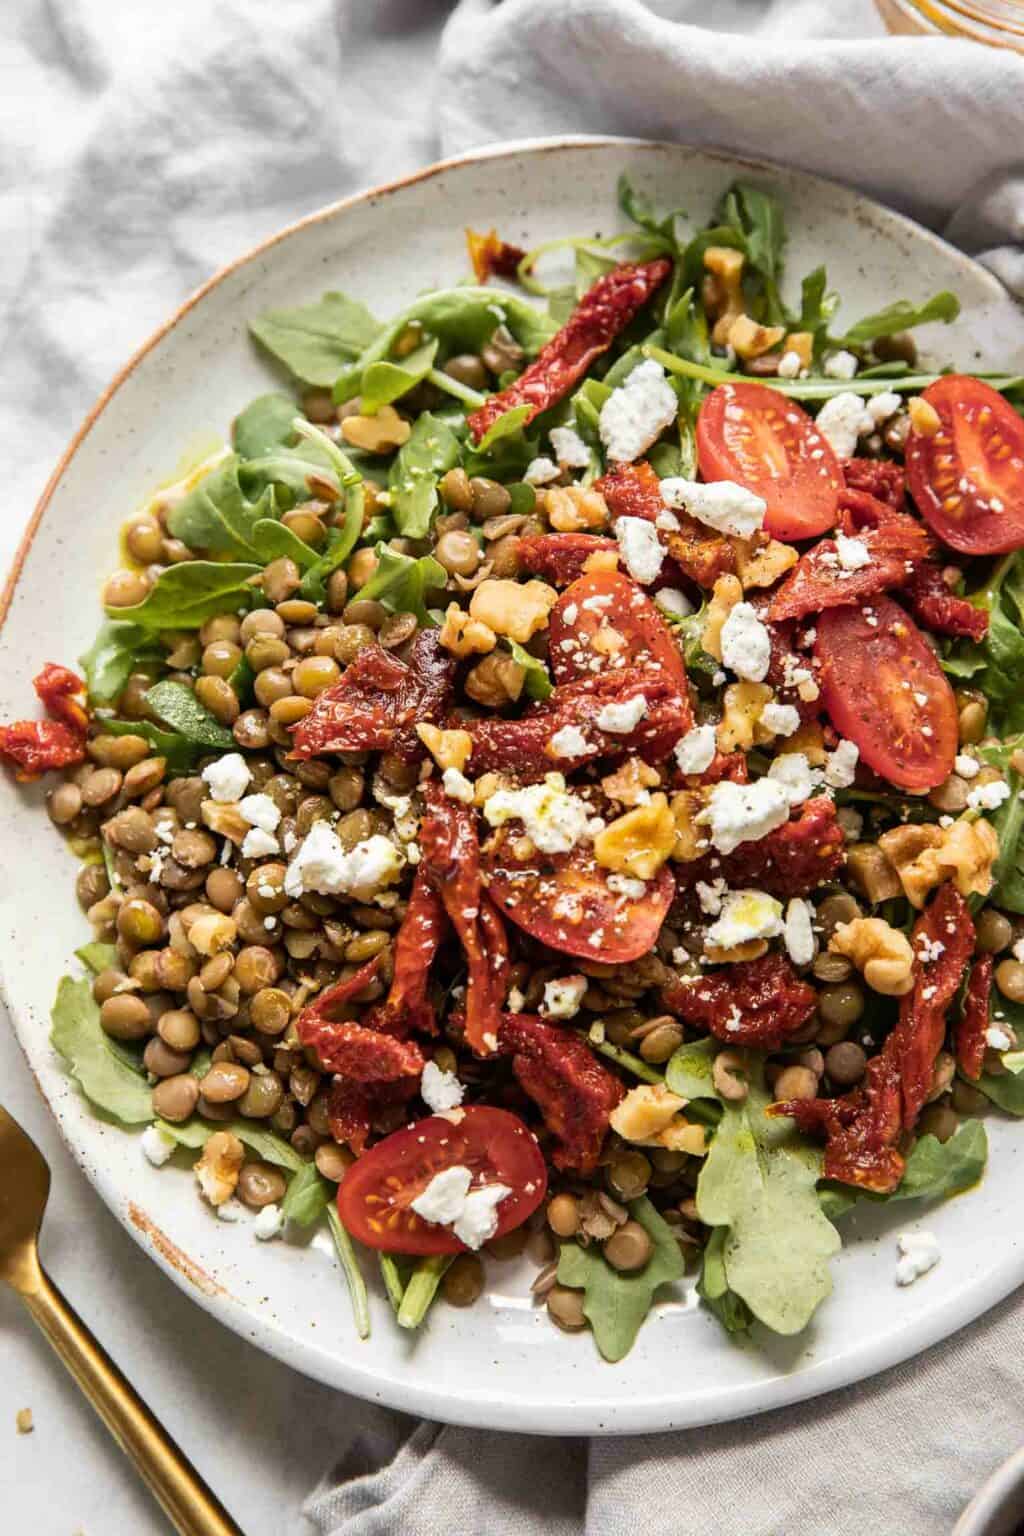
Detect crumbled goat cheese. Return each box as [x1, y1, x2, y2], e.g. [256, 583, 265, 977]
[141, 1125, 175, 1167]
[1014, 939, 1024, 963]
[561, 602, 579, 625]
[201, 753, 252, 803]
[824, 739, 860, 789]
[596, 694, 648, 734]
[954, 754, 980, 779]
[607, 873, 648, 900]
[524, 456, 561, 486]
[453, 1184, 513, 1250]
[542, 975, 588, 1020]
[615, 516, 665, 585]
[767, 752, 818, 806]
[242, 827, 280, 860]
[895, 1230, 941, 1287]
[253, 1204, 284, 1241]
[549, 724, 590, 759]
[442, 767, 475, 804]
[835, 534, 871, 571]
[284, 822, 403, 900]
[777, 350, 803, 379]
[700, 779, 792, 855]
[420, 1060, 465, 1113]
[483, 774, 593, 855]
[656, 587, 694, 618]
[986, 1026, 1012, 1052]
[696, 877, 728, 916]
[598, 359, 678, 463]
[759, 701, 801, 737]
[239, 793, 281, 833]
[411, 1166, 473, 1226]
[674, 723, 717, 776]
[823, 350, 858, 380]
[660, 477, 767, 539]
[549, 425, 592, 467]
[814, 392, 874, 458]
[706, 889, 784, 950]
[507, 986, 527, 1013]
[720, 602, 771, 682]
[967, 780, 1011, 812]
[867, 391, 903, 424]
[784, 898, 816, 968]
[216, 1198, 246, 1224]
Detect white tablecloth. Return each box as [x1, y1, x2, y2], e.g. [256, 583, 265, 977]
[2, 3, 1023, 1532]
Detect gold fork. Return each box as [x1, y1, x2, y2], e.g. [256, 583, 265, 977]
[0, 1105, 242, 1536]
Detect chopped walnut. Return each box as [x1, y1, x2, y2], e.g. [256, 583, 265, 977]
[669, 788, 709, 862]
[830, 917, 915, 997]
[601, 756, 661, 807]
[878, 816, 998, 909]
[469, 578, 557, 644]
[703, 246, 746, 346]
[200, 800, 249, 844]
[727, 313, 786, 360]
[546, 485, 610, 533]
[731, 536, 799, 589]
[583, 549, 619, 574]
[416, 723, 473, 772]
[787, 720, 827, 766]
[782, 331, 813, 369]
[846, 842, 903, 904]
[194, 1130, 245, 1207]
[439, 602, 497, 658]
[593, 794, 675, 880]
[340, 404, 411, 453]
[611, 1084, 706, 1153]
[702, 574, 743, 661]
[717, 681, 774, 754]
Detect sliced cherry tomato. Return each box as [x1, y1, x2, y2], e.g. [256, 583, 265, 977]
[336, 1106, 547, 1254]
[481, 828, 675, 963]
[547, 570, 688, 690]
[814, 595, 957, 791]
[906, 375, 1024, 554]
[697, 382, 843, 541]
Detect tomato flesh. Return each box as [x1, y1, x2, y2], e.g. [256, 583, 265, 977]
[697, 382, 843, 541]
[814, 596, 958, 791]
[337, 1106, 547, 1255]
[548, 570, 688, 690]
[481, 829, 675, 963]
[906, 375, 1024, 554]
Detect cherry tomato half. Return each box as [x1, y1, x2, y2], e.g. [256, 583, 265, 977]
[548, 570, 688, 691]
[481, 830, 675, 963]
[814, 595, 958, 792]
[337, 1106, 547, 1255]
[697, 382, 844, 541]
[906, 375, 1024, 555]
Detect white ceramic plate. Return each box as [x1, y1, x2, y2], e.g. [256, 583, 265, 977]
[3, 137, 1024, 1436]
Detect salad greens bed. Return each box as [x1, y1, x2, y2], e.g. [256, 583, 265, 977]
[30, 171, 1024, 1364]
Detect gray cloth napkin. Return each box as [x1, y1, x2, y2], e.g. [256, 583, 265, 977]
[4, 2, 1024, 1532]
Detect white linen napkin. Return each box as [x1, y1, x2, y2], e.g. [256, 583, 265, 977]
[3, 2, 1024, 1533]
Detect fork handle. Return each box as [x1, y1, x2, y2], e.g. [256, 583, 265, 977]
[21, 1264, 242, 1536]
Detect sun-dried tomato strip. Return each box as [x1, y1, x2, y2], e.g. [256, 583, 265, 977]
[841, 458, 906, 510]
[903, 561, 989, 642]
[296, 957, 426, 1080]
[497, 1012, 624, 1173]
[0, 663, 89, 778]
[770, 884, 975, 1193]
[662, 954, 817, 1048]
[465, 227, 528, 284]
[34, 663, 89, 733]
[596, 460, 735, 589]
[466, 666, 690, 780]
[956, 955, 994, 1082]
[677, 796, 845, 901]
[467, 258, 671, 442]
[289, 631, 454, 761]
[768, 517, 934, 624]
[326, 1076, 418, 1156]
[365, 866, 447, 1039]
[518, 532, 619, 585]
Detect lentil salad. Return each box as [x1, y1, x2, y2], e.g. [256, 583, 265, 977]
[7, 176, 1024, 1360]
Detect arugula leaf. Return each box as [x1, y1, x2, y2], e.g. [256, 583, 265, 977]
[99, 717, 199, 773]
[106, 562, 259, 630]
[943, 554, 1024, 736]
[165, 457, 277, 559]
[388, 413, 461, 538]
[75, 941, 118, 975]
[249, 518, 320, 571]
[696, 1053, 840, 1335]
[556, 1196, 684, 1362]
[250, 291, 381, 387]
[719, 183, 787, 324]
[507, 641, 552, 701]
[51, 976, 152, 1125]
[80, 621, 156, 705]
[326, 1207, 371, 1340]
[665, 1036, 719, 1100]
[357, 544, 446, 627]
[144, 680, 237, 749]
[280, 1163, 332, 1226]
[697, 1226, 752, 1334]
[361, 340, 439, 415]
[475, 404, 532, 454]
[820, 1122, 989, 1220]
[798, 266, 838, 358]
[987, 763, 1024, 913]
[836, 291, 960, 348]
[232, 393, 301, 459]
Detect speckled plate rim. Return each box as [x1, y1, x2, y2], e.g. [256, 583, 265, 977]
[3, 135, 1024, 1437]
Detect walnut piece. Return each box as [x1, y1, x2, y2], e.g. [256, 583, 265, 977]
[340, 404, 411, 453]
[194, 1130, 245, 1207]
[731, 535, 798, 590]
[546, 485, 610, 533]
[601, 756, 661, 807]
[830, 917, 915, 996]
[878, 816, 998, 908]
[593, 794, 676, 880]
[610, 1084, 706, 1153]
[439, 602, 496, 658]
[701, 574, 743, 661]
[469, 578, 557, 644]
[417, 723, 473, 772]
[716, 680, 774, 754]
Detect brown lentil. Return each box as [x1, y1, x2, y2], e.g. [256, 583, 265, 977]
[237, 1072, 285, 1119]
[546, 1285, 587, 1332]
[100, 993, 152, 1040]
[603, 1220, 653, 1272]
[976, 909, 1014, 955]
[152, 1074, 200, 1123]
[237, 1162, 287, 1209]
[824, 1041, 867, 1087]
[442, 1254, 485, 1308]
[195, 675, 239, 725]
[996, 959, 1024, 1004]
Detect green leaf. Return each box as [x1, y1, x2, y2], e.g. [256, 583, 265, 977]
[165, 457, 277, 559]
[379, 1252, 412, 1315]
[838, 291, 960, 348]
[665, 1036, 720, 1100]
[798, 266, 838, 357]
[106, 562, 260, 630]
[326, 1207, 371, 1340]
[99, 717, 199, 773]
[395, 1254, 453, 1330]
[697, 1226, 752, 1334]
[79, 621, 155, 705]
[476, 404, 532, 453]
[821, 1122, 989, 1219]
[357, 544, 446, 627]
[943, 554, 1024, 740]
[75, 942, 118, 975]
[281, 1163, 333, 1226]
[233, 393, 301, 459]
[144, 680, 237, 749]
[249, 518, 320, 571]
[720, 183, 787, 323]
[300, 509, 364, 604]
[361, 340, 439, 415]
[507, 640, 552, 701]
[155, 1117, 304, 1172]
[250, 291, 382, 387]
[696, 1053, 840, 1335]
[556, 1196, 684, 1362]
[388, 413, 461, 538]
[51, 976, 152, 1125]
[988, 764, 1024, 913]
